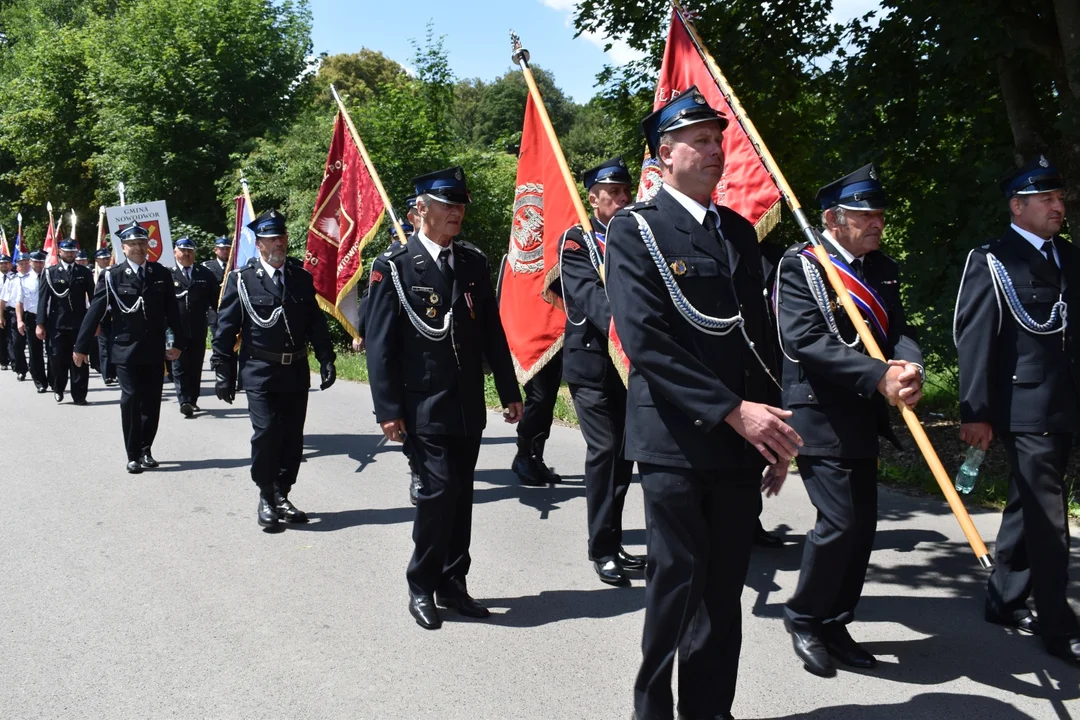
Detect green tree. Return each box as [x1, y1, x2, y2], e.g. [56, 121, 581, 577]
[314, 49, 405, 102]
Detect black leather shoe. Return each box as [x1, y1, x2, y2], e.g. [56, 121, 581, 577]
[126, 460, 143, 474]
[594, 558, 631, 587]
[791, 629, 835, 677]
[180, 402, 194, 418]
[1047, 637, 1080, 664]
[36, 386, 47, 393]
[678, 713, 735, 720]
[409, 470, 421, 506]
[53, 391, 64, 403]
[617, 548, 647, 572]
[536, 460, 562, 484]
[986, 607, 1040, 635]
[72, 398, 87, 406]
[138, 451, 159, 469]
[16, 373, 25, 381]
[437, 580, 491, 618]
[821, 626, 876, 669]
[754, 526, 785, 548]
[258, 496, 279, 528]
[409, 592, 442, 629]
[512, 454, 549, 487]
[274, 492, 308, 524]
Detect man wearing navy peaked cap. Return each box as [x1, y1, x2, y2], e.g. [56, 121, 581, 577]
[775, 164, 923, 677]
[365, 166, 522, 630]
[38, 237, 95, 404]
[74, 221, 188, 473]
[606, 87, 798, 719]
[212, 208, 337, 530]
[169, 237, 217, 417]
[955, 155, 1080, 664]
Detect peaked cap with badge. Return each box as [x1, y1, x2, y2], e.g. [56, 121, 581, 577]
[816, 163, 889, 211]
[117, 222, 150, 242]
[582, 157, 633, 190]
[413, 166, 471, 206]
[1000, 154, 1064, 198]
[248, 209, 288, 238]
[641, 85, 729, 158]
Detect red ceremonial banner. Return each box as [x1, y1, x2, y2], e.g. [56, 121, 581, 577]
[304, 111, 385, 338]
[43, 215, 58, 266]
[638, 10, 782, 240]
[501, 94, 577, 383]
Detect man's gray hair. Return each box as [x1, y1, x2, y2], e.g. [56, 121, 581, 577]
[822, 206, 846, 229]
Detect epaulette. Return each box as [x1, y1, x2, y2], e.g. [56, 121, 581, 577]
[454, 239, 486, 259]
[242, 257, 261, 270]
[285, 256, 303, 267]
[621, 199, 656, 213]
[782, 241, 811, 257]
[376, 242, 409, 265]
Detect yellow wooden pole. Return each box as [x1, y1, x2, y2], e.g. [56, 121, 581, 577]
[671, 0, 992, 567]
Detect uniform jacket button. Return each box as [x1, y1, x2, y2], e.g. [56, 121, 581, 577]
[1012, 375, 1017, 381]
[694, 419, 703, 427]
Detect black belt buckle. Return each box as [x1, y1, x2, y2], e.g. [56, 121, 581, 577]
[282, 352, 292, 365]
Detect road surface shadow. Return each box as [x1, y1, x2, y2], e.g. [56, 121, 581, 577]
[753, 691, 1042, 719]
[474, 468, 587, 518]
[303, 433, 395, 472]
[483, 586, 646, 628]
[288, 506, 415, 531]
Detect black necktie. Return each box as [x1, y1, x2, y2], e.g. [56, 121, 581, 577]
[137, 266, 144, 282]
[703, 211, 722, 243]
[851, 258, 865, 280]
[184, 267, 191, 282]
[273, 271, 282, 289]
[1042, 240, 1058, 270]
[438, 248, 454, 288]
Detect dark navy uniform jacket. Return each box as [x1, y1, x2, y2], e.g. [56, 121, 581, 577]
[38, 262, 94, 333]
[365, 236, 520, 437]
[954, 227, 1080, 434]
[605, 189, 777, 471]
[211, 257, 335, 393]
[776, 235, 922, 459]
[171, 263, 218, 344]
[560, 219, 619, 389]
[75, 260, 188, 364]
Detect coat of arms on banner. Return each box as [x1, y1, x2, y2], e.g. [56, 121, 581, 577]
[509, 182, 545, 274]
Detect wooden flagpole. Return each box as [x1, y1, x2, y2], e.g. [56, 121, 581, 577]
[510, 32, 598, 274]
[671, 0, 991, 567]
[329, 84, 407, 246]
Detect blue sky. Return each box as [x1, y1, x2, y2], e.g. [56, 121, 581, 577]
[310, 0, 881, 103]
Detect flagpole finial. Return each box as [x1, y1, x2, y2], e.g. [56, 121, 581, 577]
[17, 213, 22, 225]
[510, 31, 530, 66]
[46, 201, 52, 213]
[118, 182, 126, 207]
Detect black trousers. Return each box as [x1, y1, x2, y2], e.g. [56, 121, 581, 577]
[48, 331, 88, 402]
[635, 463, 759, 720]
[0, 309, 9, 367]
[988, 432, 1079, 643]
[516, 352, 563, 458]
[784, 456, 878, 632]
[97, 334, 115, 382]
[22, 312, 47, 389]
[569, 378, 634, 560]
[246, 389, 309, 495]
[407, 433, 482, 596]
[171, 342, 206, 406]
[116, 362, 165, 461]
[5, 308, 20, 372]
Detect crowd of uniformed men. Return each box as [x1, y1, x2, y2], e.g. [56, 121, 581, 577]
[6, 88, 1076, 719]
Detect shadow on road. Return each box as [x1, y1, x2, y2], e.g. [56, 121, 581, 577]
[752, 691, 1042, 719]
[474, 468, 587, 519]
[483, 586, 646, 628]
[289, 506, 415, 531]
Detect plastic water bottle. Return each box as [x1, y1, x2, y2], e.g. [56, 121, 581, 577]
[165, 328, 175, 351]
[955, 446, 985, 494]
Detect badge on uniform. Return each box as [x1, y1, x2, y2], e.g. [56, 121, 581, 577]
[429, 292, 440, 305]
[370, 270, 383, 284]
[425, 306, 438, 318]
[256, 268, 264, 278]
[564, 240, 582, 252]
[125, 268, 133, 275]
[465, 292, 475, 319]
[671, 259, 687, 276]
[174, 281, 180, 287]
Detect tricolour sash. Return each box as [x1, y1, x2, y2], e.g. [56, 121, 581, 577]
[799, 248, 890, 341]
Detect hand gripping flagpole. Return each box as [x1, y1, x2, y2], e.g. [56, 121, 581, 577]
[510, 32, 600, 277]
[671, 0, 992, 567]
[329, 84, 408, 246]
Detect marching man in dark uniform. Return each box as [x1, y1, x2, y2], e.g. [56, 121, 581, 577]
[365, 167, 523, 630]
[211, 209, 336, 530]
[775, 165, 923, 677]
[92, 248, 118, 386]
[74, 222, 187, 473]
[954, 156, 1080, 663]
[606, 88, 800, 720]
[560, 156, 645, 587]
[170, 237, 217, 417]
[38, 239, 94, 404]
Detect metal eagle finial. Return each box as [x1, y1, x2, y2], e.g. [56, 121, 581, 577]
[510, 31, 530, 65]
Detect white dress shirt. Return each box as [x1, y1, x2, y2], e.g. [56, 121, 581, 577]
[822, 229, 858, 263]
[417, 230, 455, 271]
[662, 184, 721, 229]
[18, 269, 40, 311]
[259, 258, 284, 289]
[1011, 223, 1060, 266]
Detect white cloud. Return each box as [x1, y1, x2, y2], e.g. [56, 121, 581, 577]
[538, 0, 647, 66]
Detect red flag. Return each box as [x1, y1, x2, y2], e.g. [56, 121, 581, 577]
[500, 94, 576, 383]
[44, 215, 58, 266]
[0, 227, 8, 257]
[304, 111, 385, 338]
[638, 10, 782, 240]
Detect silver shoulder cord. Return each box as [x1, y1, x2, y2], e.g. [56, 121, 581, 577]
[780, 254, 863, 366]
[986, 252, 1066, 335]
[953, 249, 1001, 345]
[630, 210, 780, 389]
[559, 226, 600, 328]
[237, 272, 294, 345]
[386, 258, 459, 366]
[104, 269, 145, 317]
[43, 268, 70, 299]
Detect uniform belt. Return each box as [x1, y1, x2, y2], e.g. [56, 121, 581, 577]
[246, 345, 308, 365]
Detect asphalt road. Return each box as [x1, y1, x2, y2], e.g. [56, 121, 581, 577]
[3, 365, 1080, 720]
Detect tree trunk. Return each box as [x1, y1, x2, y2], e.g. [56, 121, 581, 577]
[997, 54, 1050, 163]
